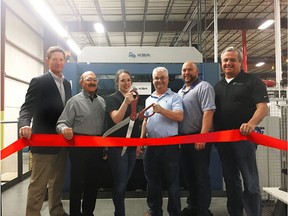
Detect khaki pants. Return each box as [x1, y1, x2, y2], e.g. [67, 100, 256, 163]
[25, 148, 68, 216]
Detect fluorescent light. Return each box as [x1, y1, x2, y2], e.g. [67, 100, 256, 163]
[66, 39, 81, 56]
[255, 62, 265, 67]
[28, 0, 81, 56]
[94, 23, 105, 33]
[28, 0, 68, 37]
[258, 20, 275, 30]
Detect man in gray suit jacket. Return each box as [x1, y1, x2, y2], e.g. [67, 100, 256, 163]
[19, 46, 72, 216]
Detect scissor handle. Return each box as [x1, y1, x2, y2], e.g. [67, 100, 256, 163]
[138, 103, 155, 120]
[130, 89, 139, 121]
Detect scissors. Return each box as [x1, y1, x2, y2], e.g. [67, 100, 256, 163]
[103, 89, 155, 156]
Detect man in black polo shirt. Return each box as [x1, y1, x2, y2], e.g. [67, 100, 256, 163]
[214, 47, 269, 216]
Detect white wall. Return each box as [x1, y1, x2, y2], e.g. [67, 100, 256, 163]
[2, 1, 44, 174]
[3, 1, 44, 127]
[5, 43, 44, 82]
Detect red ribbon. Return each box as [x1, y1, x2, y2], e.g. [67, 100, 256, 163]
[1, 130, 287, 160]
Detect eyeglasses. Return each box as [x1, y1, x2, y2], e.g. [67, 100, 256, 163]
[84, 78, 98, 82]
[153, 76, 167, 81]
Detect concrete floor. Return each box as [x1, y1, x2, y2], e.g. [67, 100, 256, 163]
[2, 177, 230, 216]
[2, 177, 280, 216]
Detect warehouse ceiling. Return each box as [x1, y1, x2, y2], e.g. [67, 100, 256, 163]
[44, 0, 287, 78]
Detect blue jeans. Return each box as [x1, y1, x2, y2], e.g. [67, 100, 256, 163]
[181, 144, 212, 215]
[143, 145, 181, 216]
[108, 147, 136, 216]
[215, 141, 262, 216]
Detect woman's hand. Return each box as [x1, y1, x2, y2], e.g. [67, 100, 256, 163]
[124, 92, 134, 105]
[136, 146, 144, 158]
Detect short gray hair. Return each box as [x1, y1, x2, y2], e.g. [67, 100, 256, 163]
[152, 67, 169, 77]
[221, 47, 243, 62]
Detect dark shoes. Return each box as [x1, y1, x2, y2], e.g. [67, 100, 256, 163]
[181, 207, 198, 216]
[198, 209, 213, 216]
[181, 207, 213, 216]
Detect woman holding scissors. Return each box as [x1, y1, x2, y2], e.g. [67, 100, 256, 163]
[105, 69, 141, 216]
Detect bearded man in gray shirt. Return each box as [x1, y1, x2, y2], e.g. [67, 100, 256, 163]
[178, 61, 215, 216]
[57, 71, 106, 216]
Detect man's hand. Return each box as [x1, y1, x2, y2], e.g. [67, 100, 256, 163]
[19, 126, 32, 139]
[240, 123, 255, 136]
[61, 127, 74, 140]
[152, 103, 163, 113]
[194, 142, 206, 151]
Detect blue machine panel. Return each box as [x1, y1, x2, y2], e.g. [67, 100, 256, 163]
[63, 62, 220, 95]
[62, 62, 223, 192]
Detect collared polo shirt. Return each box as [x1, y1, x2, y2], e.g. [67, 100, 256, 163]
[214, 71, 269, 130]
[145, 88, 183, 138]
[178, 80, 215, 134]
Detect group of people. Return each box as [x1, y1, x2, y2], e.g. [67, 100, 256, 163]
[18, 45, 269, 216]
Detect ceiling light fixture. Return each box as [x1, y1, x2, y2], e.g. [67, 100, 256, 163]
[255, 62, 265, 67]
[258, 20, 275, 30]
[66, 39, 81, 56]
[94, 23, 105, 33]
[28, 0, 81, 55]
[28, 0, 68, 37]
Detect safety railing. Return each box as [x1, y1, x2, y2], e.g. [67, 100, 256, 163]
[0, 120, 31, 191]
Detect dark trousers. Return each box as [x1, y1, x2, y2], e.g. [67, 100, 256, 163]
[108, 147, 136, 216]
[181, 144, 212, 215]
[69, 147, 104, 216]
[215, 141, 262, 216]
[143, 145, 181, 216]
